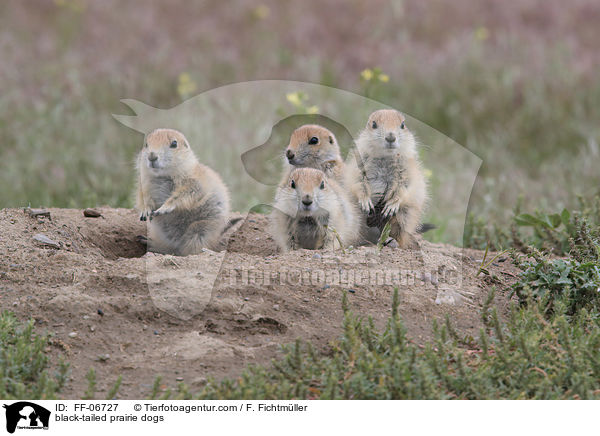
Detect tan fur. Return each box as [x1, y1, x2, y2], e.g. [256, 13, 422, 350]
[345, 110, 427, 248]
[270, 168, 360, 252]
[279, 124, 345, 187]
[136, 128, 230, 255]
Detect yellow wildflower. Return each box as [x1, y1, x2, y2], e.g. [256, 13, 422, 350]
[252, 5, 270, 20]
[474, 26, 489, 41]
[378, 73, 390, 83]
[361, 69, 374, 81]
[177, 73, 197, 99]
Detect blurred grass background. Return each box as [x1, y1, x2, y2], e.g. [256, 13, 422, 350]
[0, 0, 598, 244]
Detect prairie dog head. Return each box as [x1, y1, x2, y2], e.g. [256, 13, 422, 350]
[278, 168, 335, 217]
[285, 125, 341, 168]
[140, 128, 196, 175]
[358, 110, 416, 157]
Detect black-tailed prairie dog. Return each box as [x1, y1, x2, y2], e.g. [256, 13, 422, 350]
[270, 168, 360, 251]
[345, 109, 427, 248]
[136, 128, 230, 255]
[281, 124, 345, 186]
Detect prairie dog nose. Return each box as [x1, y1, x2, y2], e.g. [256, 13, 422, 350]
[148, 152, 158, 162]
[302, 196, 313, 206]
[385, 133, 396, 143]
[286, 149, 295, 160]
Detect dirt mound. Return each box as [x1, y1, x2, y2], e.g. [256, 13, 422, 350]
[0, 207, 518, 399]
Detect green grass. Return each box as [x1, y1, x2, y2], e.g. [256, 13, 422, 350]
[464, 195, 600, 252]
[149, 289, 600, 400]
[0, 312, 68, 399]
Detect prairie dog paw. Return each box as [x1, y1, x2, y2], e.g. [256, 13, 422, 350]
[359, 197, 374, 213]
[140, 210, 153, 221]
[150, 204, 175, 218]
[382, 198, 402, 217]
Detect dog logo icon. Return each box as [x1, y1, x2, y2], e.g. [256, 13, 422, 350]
[3, 402, 50, 433]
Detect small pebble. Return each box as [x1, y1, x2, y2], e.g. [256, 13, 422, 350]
[97, 308, 104, 316]
[153, 330, 160, 335]
[33, 234, 60, 249]
[25, 208, 51, 219]
[83, 315, 90, 320]
[176, 377, 184, 382]
[244, 297, 250, 301]
[312, 253, 322, 260]
[68, 332, 77, 338]
[273, 304, 280, 311]
[192, 377, 207, 386]
[386, 239, 399, 249]
[98, 354, 110, 362]
[83, 208, 102, 218]
[348, 289, 356, 294]
[89, 326, 96, 332]
[322, 284, 331, 290]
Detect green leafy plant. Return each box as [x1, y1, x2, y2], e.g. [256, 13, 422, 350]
[377, 221, 392, 251]
[477, 244, 508, 276]
[465, 196, 600, 255]
[511, 219, 600, 313]
[0, 312, 68, 399]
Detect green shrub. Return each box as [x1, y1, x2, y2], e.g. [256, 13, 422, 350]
[0, 312, 68, 399]
[511, 218, 600, 314]
[465, 196, 600, 255]
[177, 291, 600, 400]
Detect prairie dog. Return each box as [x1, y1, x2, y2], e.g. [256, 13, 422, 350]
[136, 128, 230, 255]
[280, 124, 345, 186]
[345, 109, 427, 248]
[270, 168, 360, 251]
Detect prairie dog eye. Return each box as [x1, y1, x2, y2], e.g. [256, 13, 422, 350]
[372, 121, 378, 129]
[308, 137, 319, 145]
[319, 181, 325, 190]
[170, 140, 178, 148]
[291, 180, 296, 189]
[400, 121, 405, 129]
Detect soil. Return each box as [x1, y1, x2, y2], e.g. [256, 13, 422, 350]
[0, 207, 519, 399]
